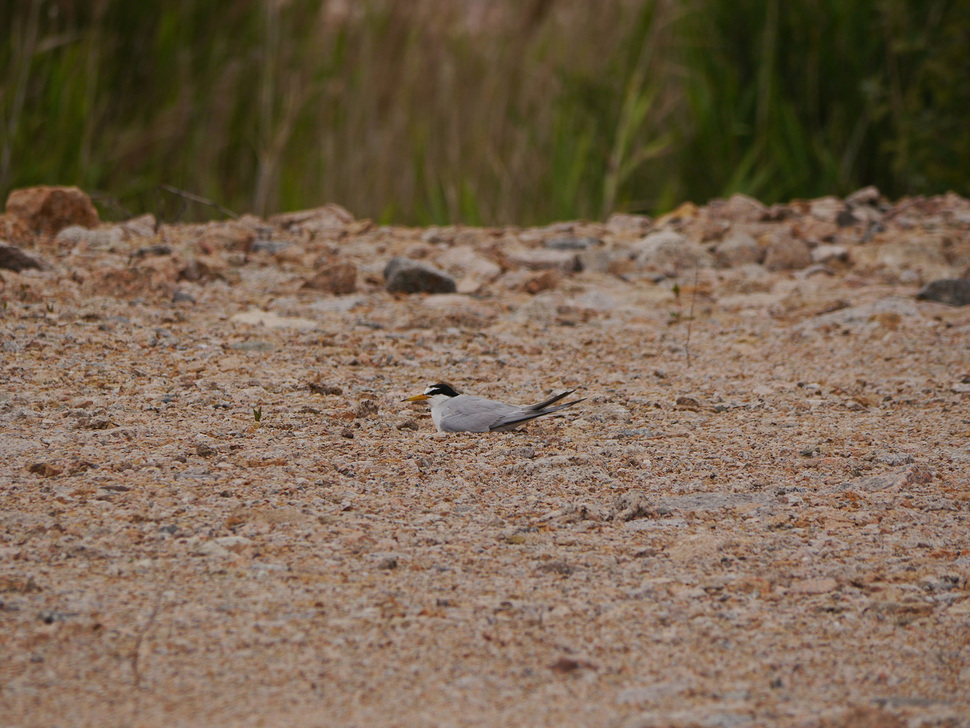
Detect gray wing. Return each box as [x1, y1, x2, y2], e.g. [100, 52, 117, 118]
[490, 395, 586, 432]
[437, 395, 525, 433]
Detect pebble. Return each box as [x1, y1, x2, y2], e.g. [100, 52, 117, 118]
[384, 257, 457, 294]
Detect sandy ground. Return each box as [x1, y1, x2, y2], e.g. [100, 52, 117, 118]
[1, 190, 969, 727]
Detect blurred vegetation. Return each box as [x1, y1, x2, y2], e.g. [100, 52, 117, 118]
[1, 0, 968, 225]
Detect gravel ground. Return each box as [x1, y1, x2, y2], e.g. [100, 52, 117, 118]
[1, 188, 969, 727]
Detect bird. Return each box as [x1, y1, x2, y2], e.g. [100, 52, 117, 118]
[402, 382, 584, 433]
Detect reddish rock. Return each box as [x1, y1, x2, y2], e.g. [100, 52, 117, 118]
[303, 260, 358, 294]
[5, 185, 99, 235]
[83, 258, 179, 301]
[0, 212, 35, 247]
[762, 227, 812, 270]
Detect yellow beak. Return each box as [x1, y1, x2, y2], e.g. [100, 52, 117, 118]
[403, 393, 429, 402]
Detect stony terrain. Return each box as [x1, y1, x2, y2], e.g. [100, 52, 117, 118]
[1, 186, 969, 727]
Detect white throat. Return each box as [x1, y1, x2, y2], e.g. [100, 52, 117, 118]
[427, 394, 453, 431]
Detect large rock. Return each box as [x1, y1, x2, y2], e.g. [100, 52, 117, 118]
[303, 260, 358, 294]
[5, 186, 99, 235]
[0, 243, 46, 272]
[917, 279, 970, 306]
[384, 257, 456, 294]
[631, 230, 708, 273]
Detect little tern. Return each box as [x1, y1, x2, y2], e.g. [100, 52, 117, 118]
[403, 383, 584, 433]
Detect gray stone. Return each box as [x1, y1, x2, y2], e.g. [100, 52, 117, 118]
[0, 242, 45, 271]
[384, 257, 456, 294]
[55, 225, 125, 250]
[713, 232, 762, 268]
[917, 278, 970, 306]
[800, 297, 919, 331]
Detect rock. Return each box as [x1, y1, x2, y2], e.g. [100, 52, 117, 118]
[270, 204, 355, 237]
[180, 254, 229, 282]
[55, 225, 125, 251]
[0, 243, 45, 272]
[808, 196, 845, 222]
[384, 257, 456, 294]
[6, 186, 99, 236]
[27, 462, 63, 478]
[800, 297, 919, 332]
[498, 268, 560, 293]
[852, 234, 951, 282]
[197, 221, 256, 253]
[762, 227, 811, 271]
[545, 236, 599, 250]
[504, 247, 581, 273]
[83, 259, 180, 302]
[0, 213, 35, 247]
[354, 399, 379, 419]
[713, 232, 762, 268]
[846, 186, 881, 207]
[916, 279, 970, 306]
[606, 212, 651, 236]
[835, 208, 860, 227]
[120, 214, 157, 239]
[436, 245, 502, 293]
[810, 244, 850, 266]
[417, 293, 498, 328]
[631, 230, 707, 273]
[577, 248, 622, 274]
[713, 193, 768, 223]
[303, 260, 358, 294]
[836, 465, 933, 493]
[653, 201, 699, 226]
[250, 239, 292, 255]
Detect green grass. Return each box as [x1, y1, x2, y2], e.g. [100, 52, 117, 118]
[1, 0, 967, 226]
